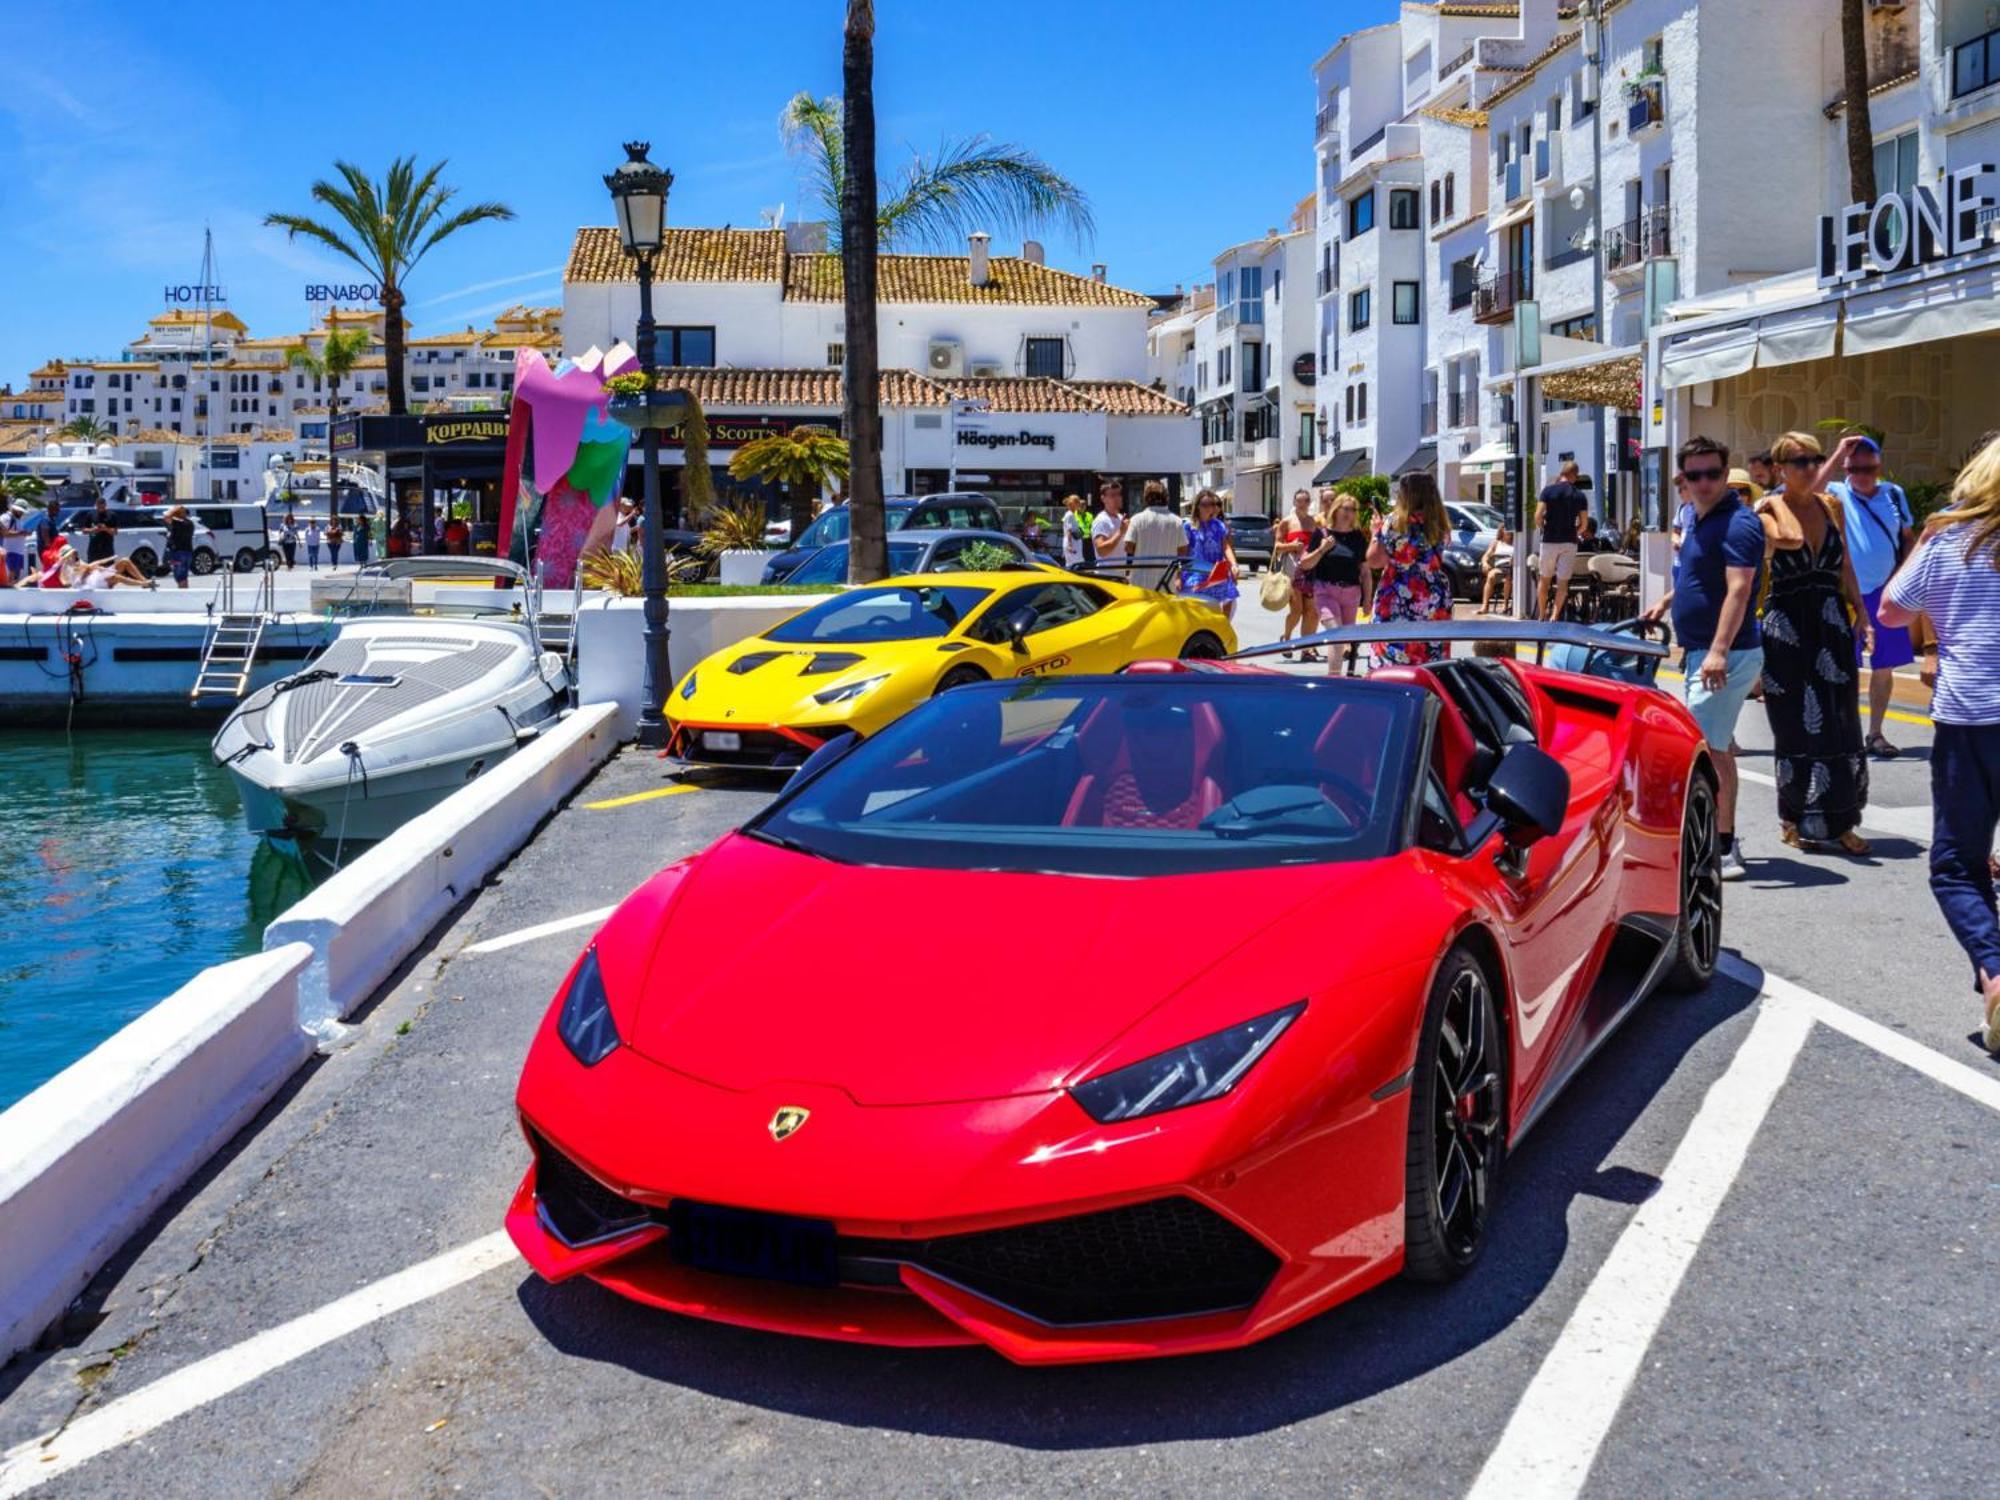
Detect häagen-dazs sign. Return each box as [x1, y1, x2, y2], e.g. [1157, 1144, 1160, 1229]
[957, 429, 1057, 451]
[1818, 165, 1996, 286]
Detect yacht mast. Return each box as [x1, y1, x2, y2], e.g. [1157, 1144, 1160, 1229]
[200, 226, 215, 496]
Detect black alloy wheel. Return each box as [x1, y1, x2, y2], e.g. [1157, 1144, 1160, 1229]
[1179, 631, 1227, 660]
[1404, 948, 1505, 1282]
[935, 665, 987, 695]
[1662, 771, 1722, 992]
[233, 548, 259, 573]
[128, 545, 159, 576]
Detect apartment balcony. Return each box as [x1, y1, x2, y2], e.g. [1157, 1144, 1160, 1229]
[1606, 206, 1673, 275]
[1446, 391, 1477, 430]
[1244, 436, 1282, 470]
[1419, 401, 1438, 439]
[1439, 44, 1474, 80]
[1534, 134, 1564, 192]
[1504, 159, 1527, 205]
[1626, 77, 1665, 134]
[1315, 106, 1338, 144]
[1473, 270, 1532, 325]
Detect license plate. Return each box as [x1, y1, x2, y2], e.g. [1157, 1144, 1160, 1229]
[666, 1201, 837, 1287]
[703, 730, 742, 752]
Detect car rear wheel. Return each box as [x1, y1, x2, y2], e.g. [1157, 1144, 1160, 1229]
[1179, 631, 1227, 660]
[1661, 770, 1722, 992]
[129, 545, 159, 576]
[1403, 947, 1505, 1283]
[233, 548, 259, 572]
[935, 665, 987, 694]
[191, 547, 218, 576]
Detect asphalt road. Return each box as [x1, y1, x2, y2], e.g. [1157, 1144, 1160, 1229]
[0, 600, 1992, 1499]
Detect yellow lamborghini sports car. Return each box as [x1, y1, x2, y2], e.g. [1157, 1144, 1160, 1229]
[664, 569, 1238, 768]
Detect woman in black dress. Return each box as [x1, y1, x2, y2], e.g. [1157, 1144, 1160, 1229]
[1759, 431, 1873, 853]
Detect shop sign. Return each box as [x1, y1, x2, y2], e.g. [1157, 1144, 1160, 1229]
[664, 414, 841, 449]
[1818, 165, 1996, 286]
[424, 416, 509, 446]
[1291, 353, 1317, 385]
[955, 428, 1058, 452]
[162, 283, 226, 304]
[305, 282, 381, 303]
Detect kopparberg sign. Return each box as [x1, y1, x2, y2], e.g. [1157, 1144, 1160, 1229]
[1818, 165, 1996, 286]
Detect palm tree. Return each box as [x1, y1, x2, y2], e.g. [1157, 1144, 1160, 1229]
[1840, 0, 1877, 204]
[284, 327, 372, 528]
[726, 426, 850, 539]
[842, 1, 887, 583]
[264, 158, 514, 416]
[57, 416, 110, 443]
[782, 93, 1093, 252]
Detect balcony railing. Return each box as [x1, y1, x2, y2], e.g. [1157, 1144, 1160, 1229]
[1504, 159, 1526, 203]
[1605, 206, 1672, 272]
[1447, 391, 1476, 430]
[1473, 269, 1532, 324]
[1316, 106, 1337, 139]
[1420, 401, 1438, 439]
[1953, 28, 2000, 99]
[1440, 44, 1474, 79]
[1349, 125, 1387, 160]
[1626, 77, 1664, 133]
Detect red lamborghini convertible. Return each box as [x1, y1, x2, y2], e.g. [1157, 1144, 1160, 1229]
[508, 622, 1721, 1364]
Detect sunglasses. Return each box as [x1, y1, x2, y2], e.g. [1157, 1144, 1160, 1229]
[1783, 455, 1820, 469]
[1845, 463, 1880, 474]
[1681, 466, 1726, 482]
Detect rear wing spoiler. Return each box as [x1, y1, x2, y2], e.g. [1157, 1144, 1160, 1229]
[1079, 557, 1183, 591]
[1230, 617, 1673, 668]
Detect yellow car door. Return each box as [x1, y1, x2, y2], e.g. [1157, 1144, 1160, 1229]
[973, 581, 1135, 678]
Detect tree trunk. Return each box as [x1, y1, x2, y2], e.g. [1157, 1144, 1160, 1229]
[382, 284, 409, 417]
[841, 0, 886, 583]
[787, 476, 815, 540]
[1841, 0, 1877, 205]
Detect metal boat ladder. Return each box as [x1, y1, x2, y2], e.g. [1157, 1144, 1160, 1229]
[192, 561, 277, 702]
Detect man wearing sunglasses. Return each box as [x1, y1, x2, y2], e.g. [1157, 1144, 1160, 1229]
[1819, 434, 1916, 757]
[1645, 435, 1766, 880]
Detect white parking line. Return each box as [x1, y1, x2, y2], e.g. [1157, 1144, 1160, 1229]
[1734, 767, 1932, 846]
[0, 1233, 519, 1498]
[1466, 995, 1816, 1500]
[461, 906, 614, 956]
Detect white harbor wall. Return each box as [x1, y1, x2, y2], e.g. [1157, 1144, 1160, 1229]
[0, 944, 315, 1364]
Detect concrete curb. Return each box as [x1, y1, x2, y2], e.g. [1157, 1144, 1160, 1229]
[264, 700, 621, 1032]
[0, 944, 316, 1364]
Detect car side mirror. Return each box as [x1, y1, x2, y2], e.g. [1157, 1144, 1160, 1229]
[1005, 605, 1038, 652]
[1485, 742, 1569, 847]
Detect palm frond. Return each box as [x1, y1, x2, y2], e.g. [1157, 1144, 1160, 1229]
[781, 93, 846, 231]
[413, 200, 516, 270]
[877, 135, 1094, 251]
[263, 212, 373, 275]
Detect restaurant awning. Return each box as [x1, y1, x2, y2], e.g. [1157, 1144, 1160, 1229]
[1843, 261, 2000, 356]
[1754, 302, 1841, 369]
[1460, 438, 1513, 472]
[1541, 354, 1643, 410]
[1391, 440, 1438, 477]
[1659, 322, 1760, 388]
[1312, 448, 1367, 484]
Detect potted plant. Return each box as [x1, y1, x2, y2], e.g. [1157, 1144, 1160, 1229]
[604, 372, 692, 431]
[697, 499, 774, 585]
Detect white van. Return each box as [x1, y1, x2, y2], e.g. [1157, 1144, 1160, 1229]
[191, 504, 277, 572]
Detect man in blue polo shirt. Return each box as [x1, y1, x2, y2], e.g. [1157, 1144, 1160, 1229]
[1820, 434, 1916, 757]
[1646, 435, 1766, 880]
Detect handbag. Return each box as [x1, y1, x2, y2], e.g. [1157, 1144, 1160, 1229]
[1258, 570, 1293, 611]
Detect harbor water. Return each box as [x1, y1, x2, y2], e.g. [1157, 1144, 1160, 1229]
[0, 729, 314, 1110]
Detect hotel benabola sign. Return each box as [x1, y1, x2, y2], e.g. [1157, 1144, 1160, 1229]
[1819, 165, 1996, 286]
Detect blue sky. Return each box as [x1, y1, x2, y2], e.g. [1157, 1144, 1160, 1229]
[0, 0, 1391, 382]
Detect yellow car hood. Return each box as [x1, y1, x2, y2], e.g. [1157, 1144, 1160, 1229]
[671, 635, 934, 726]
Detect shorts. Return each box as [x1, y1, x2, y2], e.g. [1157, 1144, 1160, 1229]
[1, 551, 24, 584]
[1683, 645, 1765, 750]
[166, 548, 193, 583]
[1541, 541, 1579, 582]
[1292, 574, 1316, 604]
[1315, 582, 1362, 625]
[1858, 587, 1916, 670]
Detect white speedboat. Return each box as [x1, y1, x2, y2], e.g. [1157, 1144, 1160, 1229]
[213, 564, 570, 844]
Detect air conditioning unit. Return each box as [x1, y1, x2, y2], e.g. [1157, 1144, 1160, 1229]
[968, 357, 1005, 377]
[928, 338, 964, 376]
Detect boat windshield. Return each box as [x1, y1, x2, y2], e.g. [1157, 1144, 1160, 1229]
[764, 585, 992, 644]
[748, 677, 1420, 875]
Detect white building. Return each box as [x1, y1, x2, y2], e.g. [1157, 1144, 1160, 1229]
[1310, 0, 1848, 523]
[561, 225, 1196, 525]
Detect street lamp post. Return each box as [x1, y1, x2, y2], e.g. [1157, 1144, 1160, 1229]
[606, 141, 674, 748]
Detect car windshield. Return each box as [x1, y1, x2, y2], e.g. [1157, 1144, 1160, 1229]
[763, 585, 993, 644]
[884, 505, 918, 532]
[788, 541, 925, 586]
[750, 678, 1419, 875]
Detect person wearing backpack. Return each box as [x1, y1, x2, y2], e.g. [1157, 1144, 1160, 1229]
[1821, 434, 1916, 757]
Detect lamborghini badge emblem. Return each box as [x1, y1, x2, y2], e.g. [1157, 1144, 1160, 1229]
[768, 1106, 810, 1141]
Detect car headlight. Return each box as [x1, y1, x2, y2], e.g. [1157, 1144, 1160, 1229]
[556, 948, 619, 1067]
[812, 673, 889, 706]
[678, 671, 697, 701]
[1069, 1003, 1303, 1123]
[1444, 548, 1478, 569]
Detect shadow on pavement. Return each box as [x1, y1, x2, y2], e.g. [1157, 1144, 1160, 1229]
[514, 964, 1762, 1446]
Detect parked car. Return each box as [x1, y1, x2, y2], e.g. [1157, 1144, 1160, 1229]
[782, 528, 1033, 587]
[1441, 501, 1505, 597]
[192, 504, 279, 572]
[1226, 513, 1276, 571]
[762, 494, 1004, 582]
[59, 506, 220, 577]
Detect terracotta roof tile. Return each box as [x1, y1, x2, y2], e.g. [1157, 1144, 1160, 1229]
[1421, 104, 1490, 127]
[1479, 30, 1579, 109]
[929, 376, 1101, 413]
[0, 420, 55, 450]
[148, 309, 249, 332]
[29, 360, 68, 378]
[651, 366, 948, 409]
[408, 330, 482, 346]
[1068, 380, 1191, 417]
[783, 253, 1154, 308]
[479, 331, 562, 349]
[124, 428, 198, 444]
[566, 226, 787, 284]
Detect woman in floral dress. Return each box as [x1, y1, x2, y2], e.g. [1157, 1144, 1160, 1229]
[1758, 431, 1872, 852]
[1180, 488, 1240, 618]
[1366, 471, 1455, 666]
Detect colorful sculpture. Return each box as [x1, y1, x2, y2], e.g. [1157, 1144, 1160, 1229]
[497, 345, 636, 588]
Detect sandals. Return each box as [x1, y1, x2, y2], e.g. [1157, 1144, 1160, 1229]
[1866, 734, 1899, 759]
[1781, 823, 1872, 856]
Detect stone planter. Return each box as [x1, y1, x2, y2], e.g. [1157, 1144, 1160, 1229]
[717, 549, 769, 586]
[606, 390, 690, 431]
